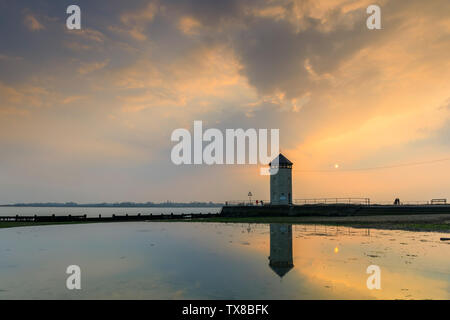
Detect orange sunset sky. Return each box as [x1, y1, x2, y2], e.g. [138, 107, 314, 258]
[0, 0, 449, 203]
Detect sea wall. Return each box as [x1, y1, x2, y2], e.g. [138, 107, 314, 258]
[220, 204, 450, 217]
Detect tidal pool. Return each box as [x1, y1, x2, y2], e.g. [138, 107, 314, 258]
[0, 222, 448, 299]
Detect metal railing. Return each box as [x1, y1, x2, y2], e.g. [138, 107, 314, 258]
[293, 198, 371, 206]
[374, 200, 448, 206]
[225, 198, 371, 206]
[225, 198, 449, 206]
[431, 198, 447, 205]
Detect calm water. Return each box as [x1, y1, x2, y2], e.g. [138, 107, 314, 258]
[0, 222, 448, 299]
[0, 207, 221, 217]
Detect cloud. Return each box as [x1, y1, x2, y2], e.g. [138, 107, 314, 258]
[109, 42, 251, 116]
[61, 95, 85, 105]
[0, 82, 51, 109]
[169, 0, 243, 28]
[178, 16, 201, 35]
[231, 4, 388, 99]
[78, 60, 110, 75]
[71, 28, 106, 43]
[439, 98, 450, 111]
[23, 13, 45, 31]
[0, 107, 30, 117]
[118, 1, 159, 41]
[63, 28, 107, 52]
[0, 54, 24, 61]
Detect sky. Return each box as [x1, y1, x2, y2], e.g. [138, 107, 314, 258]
[0, 0, 449, 204]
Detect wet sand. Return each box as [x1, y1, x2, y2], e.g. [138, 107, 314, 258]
[1, 213, 449, 232]
[176, 214, 450, 233]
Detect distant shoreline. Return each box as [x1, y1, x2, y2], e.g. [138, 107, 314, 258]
[0, 203, 224, 208]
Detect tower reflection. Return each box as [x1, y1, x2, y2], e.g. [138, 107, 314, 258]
[268, 224, 294, 278]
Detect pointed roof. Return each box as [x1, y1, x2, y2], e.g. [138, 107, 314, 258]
[269, 153, 293, 166]
[269, 264, 294, 278]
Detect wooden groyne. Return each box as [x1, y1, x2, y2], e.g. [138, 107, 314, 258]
[0, 212, 219, 223]
[2, 204, 450, 224]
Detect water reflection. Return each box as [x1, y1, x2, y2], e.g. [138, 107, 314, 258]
[0, 222, 448, 299]
[269, 224, 294, 278]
